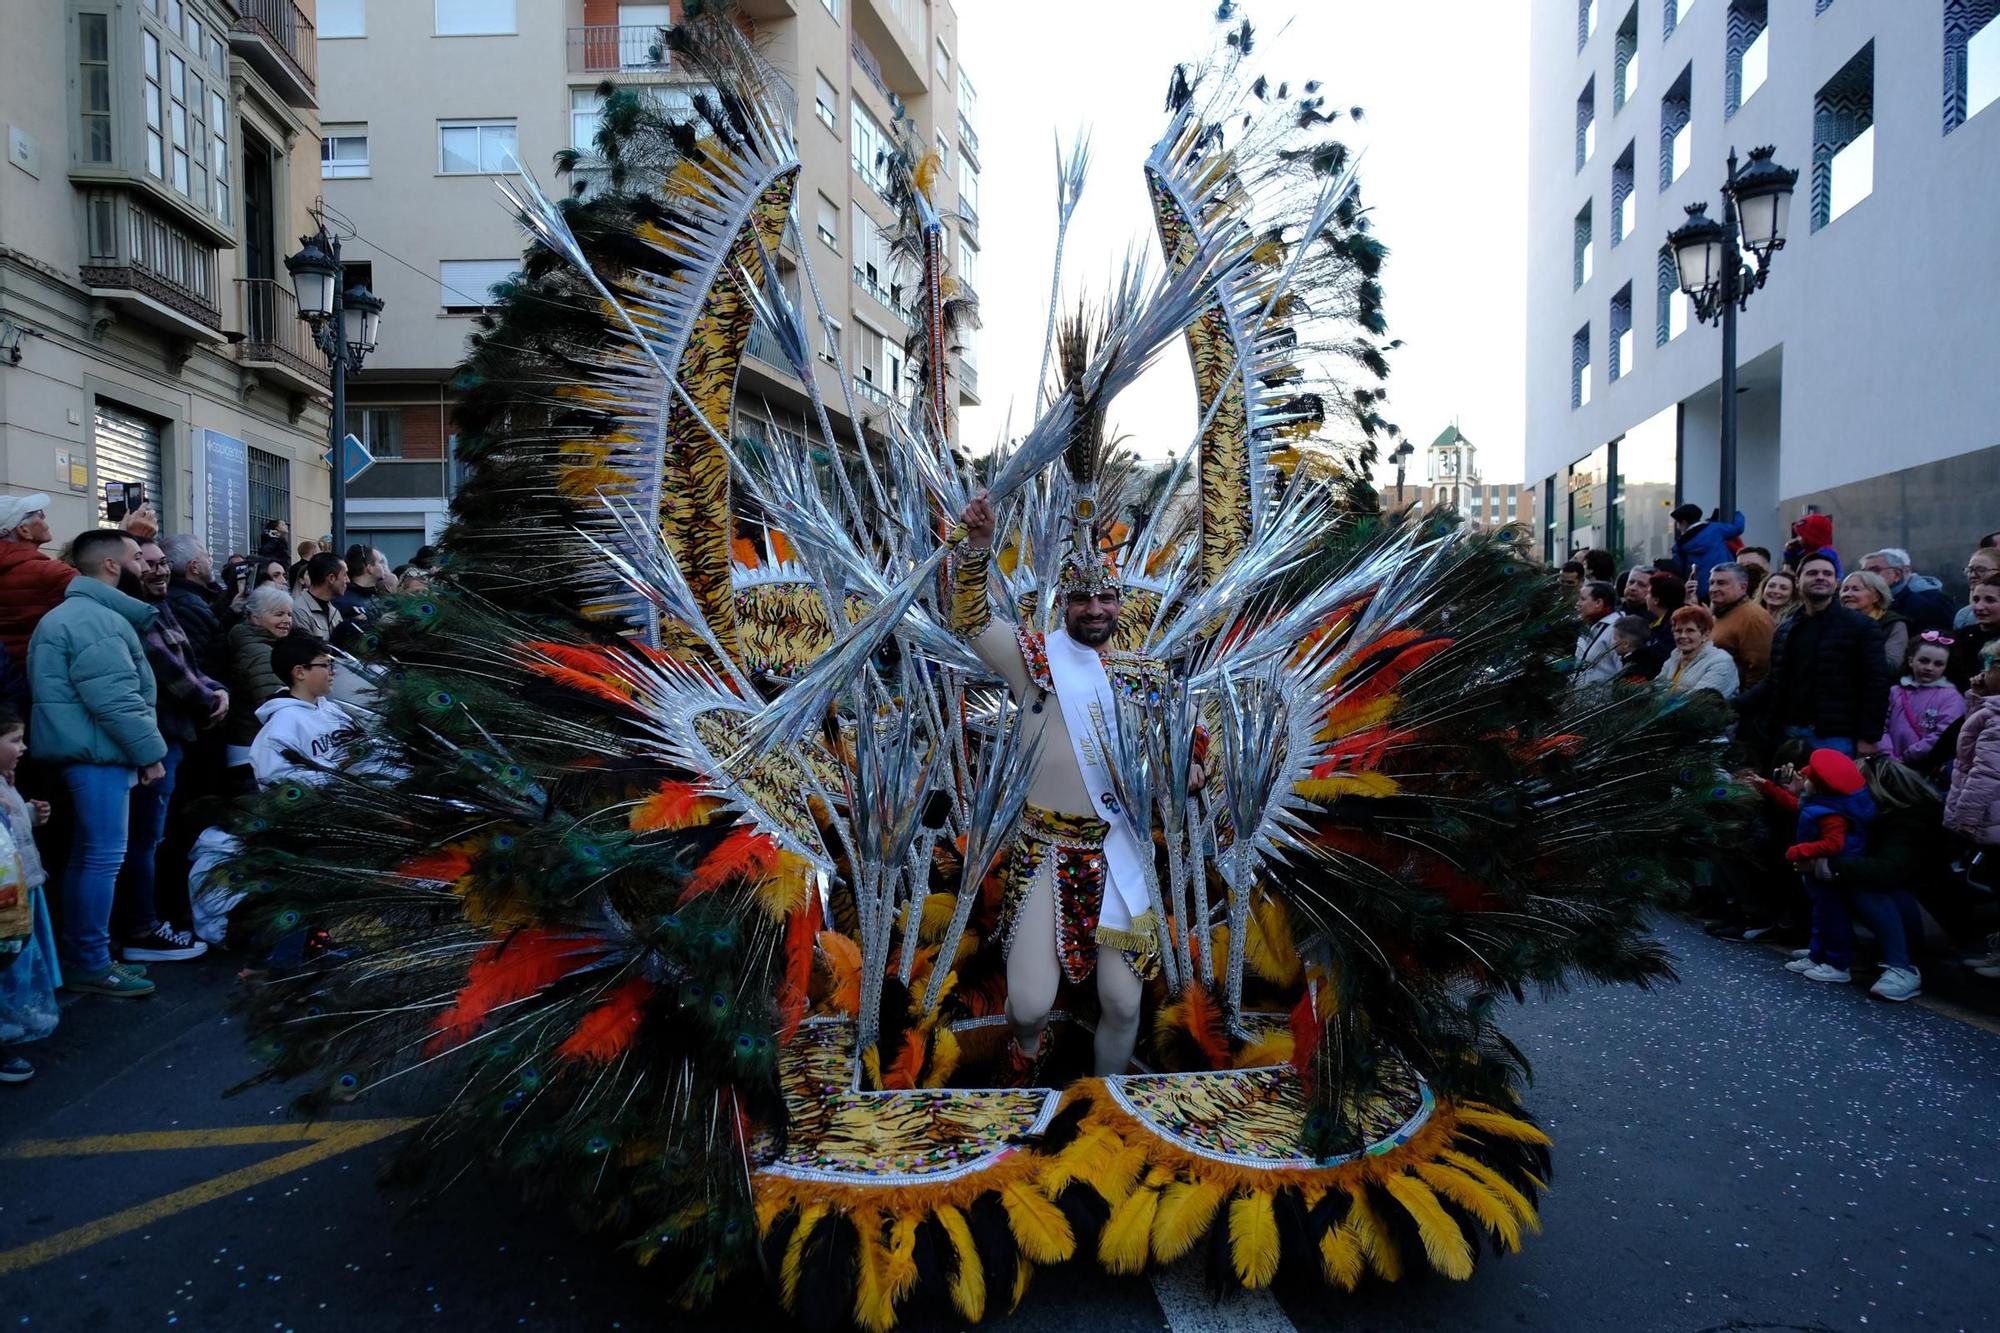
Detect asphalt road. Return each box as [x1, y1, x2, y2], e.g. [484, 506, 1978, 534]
[3, 916, 1997, 1333]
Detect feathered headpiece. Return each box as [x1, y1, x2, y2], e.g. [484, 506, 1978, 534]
[1055, 304, 1122, 599]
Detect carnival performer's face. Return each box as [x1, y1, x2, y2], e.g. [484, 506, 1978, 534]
[1065, 589, 1122, 648]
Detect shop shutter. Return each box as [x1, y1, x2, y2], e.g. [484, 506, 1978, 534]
[93, 402, 164, 517]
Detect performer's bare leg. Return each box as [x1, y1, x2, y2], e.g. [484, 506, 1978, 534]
[1093, 948, 1143, 1076]
[1004, 868, 1059, 1056]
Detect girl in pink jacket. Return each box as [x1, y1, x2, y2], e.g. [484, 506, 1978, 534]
[1944, 643, 2000, 849]
[1883, 633, 1967, 766]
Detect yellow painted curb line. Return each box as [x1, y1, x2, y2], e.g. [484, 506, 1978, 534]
[0, 1117, 425, 1276]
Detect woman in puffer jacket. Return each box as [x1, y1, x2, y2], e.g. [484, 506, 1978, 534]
[1944, 642, 2000, 849]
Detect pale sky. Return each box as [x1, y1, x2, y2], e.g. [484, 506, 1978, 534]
[955, 0, 1530, 489]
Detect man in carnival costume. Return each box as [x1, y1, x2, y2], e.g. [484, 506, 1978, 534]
[952, 491, 1200, 1078]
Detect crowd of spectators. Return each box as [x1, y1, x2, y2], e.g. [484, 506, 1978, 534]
[0, 495, 427, 1084]
[1566, 510, 2000, 1005]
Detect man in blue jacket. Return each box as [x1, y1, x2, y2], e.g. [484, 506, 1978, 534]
[1671, 503, 1745, 601]
[26, 529, 167, 998]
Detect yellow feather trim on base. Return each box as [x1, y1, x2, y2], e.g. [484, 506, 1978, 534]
[1382, 1174, 1474, 1280]
[1245, 891, 1302, 986]
[1455, 1103, 1556, 1145]
[852, 1211, 895, 1333]
[1414, 1160, 1523, 1251]
[1000, 1179, 1075, 1265]
[780, 1203, 829, 1310]
[936, 1205, 985, 1322]
[1345, 1187, 1403, 1282]
[1149, 1179, 1225, 1264]
[1228, 1192, 1281, 1288]
[1439, 1149, 1542, 1235]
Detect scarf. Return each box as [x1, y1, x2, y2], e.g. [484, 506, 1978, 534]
[1042, 628, 1152, 935]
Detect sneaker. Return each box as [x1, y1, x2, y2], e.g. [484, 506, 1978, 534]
[1973, 961, 2000, 980]
[121, 923, 207, 963]
[114, 961, 147, 978]
[63, 967, 156, 998]
[1870, 967, 1922, 1002]
[0, 1053, 32, 1084]
[1789, 948, 1812, 960]
[1784, 957, 1817, 973]
[1801, 963, 1851, 984]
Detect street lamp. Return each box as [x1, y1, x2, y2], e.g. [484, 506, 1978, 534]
[1663, 144, 1797, 520]
[1390, 438, 1415, 508]
[285, 223, 384, 556]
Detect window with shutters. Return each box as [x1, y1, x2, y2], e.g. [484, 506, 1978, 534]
[439, 120, 517, 174]
[320, 0, 364, 37]
[439, 259, 516, 312]
[322, 125, 368, 178]
[435, 0, 516, 35]
[79, 13, 113, 164]
[815, 71, 839, 132]
[816, 193, 839, 251]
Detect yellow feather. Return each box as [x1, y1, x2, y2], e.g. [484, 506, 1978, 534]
[937, 1205, 985, 1322]
[1228, 1192, 1281, 1288]
[1097, 1182, 1161, 1274]
[1244, 892, 1302, 986]
[918, 892, 957, 941]
[887, 1215, 921, 1303]
[1010, 1250, 1032, 1312]
[1149, 1179, 1226, 1263]
[1040, 1125, 1123, 1195]
[1096, 1140, 1151, 1206]
[1232, 1031, 1295, 1068]
[755, 1194, 787, 1236]
[923, 1025, 960, 1085]
[1382, 1175, 1474, 1280]
[852, 1216, 895, 1333]
[1001, 1180, 1075, 1264]
[1345, 1188, 1403, 1282]
[1455, 1105, 1555, 1145]
[754, 852, 812, 920]
[1415, 1161, 1522, 1251]
[1318, 1225, 1365, 1290]
[1439, 1149, 1542, 1234]
[1294, 771, 1401, 802]
[781, 1203, 829, 1310]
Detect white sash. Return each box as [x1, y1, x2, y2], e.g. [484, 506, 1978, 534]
[1043, 628, 1152, 935]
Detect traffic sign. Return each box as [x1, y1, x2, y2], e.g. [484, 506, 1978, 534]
[337, 433, 374, 485]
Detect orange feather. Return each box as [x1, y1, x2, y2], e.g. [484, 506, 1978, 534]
[523, 661, 635, 707]
[631, 781, 721, 834]
[818, 930, 862, 1016]
[430, 930, 609, 1052]
[681, 825, 780, 902]
[776, 896, 820, 1043]
[398, 847, 472, 883]
[556, 977, 655, 1063]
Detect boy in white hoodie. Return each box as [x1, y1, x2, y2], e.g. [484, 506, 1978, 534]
[248, 633, 359, 786]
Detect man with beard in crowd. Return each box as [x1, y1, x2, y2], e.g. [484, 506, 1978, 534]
[1708, 561, 1775, 688]
[1739, 552, 1889, 757]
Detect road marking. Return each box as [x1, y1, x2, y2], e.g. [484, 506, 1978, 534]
[1149, 1257, 1298, 1333]
[0, 1117, 424, 1277]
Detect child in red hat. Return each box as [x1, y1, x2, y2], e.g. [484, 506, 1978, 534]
[1750, 748, 1876, 983]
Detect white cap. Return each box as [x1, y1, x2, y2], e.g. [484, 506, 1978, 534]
[0, 492, 52, 537]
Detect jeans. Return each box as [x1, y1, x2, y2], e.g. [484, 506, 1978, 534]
[59, 764, 138, 976]
[1848, 889, 1925, 970]
[1806, 874, 1854, 969]
[1782, 726, 1856, 757]
[114, 741, 182, 938]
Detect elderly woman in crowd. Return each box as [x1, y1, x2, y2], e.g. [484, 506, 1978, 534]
[1760, 569, 1802, 623]
[223, 584, 293, 780]
[1957, 549, 2000, 632]
[1840, 569, 1910, 674]
[1655, 604, 1740, 698]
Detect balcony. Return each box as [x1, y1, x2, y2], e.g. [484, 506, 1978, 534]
[235, 279, 328, 397]
[80, 188, 223, 340]
[957, 112, 980, 162]
[851, 35, 895, 104]
[228, 0, 316, 108]
[349, 459, 449, 501]
[853, 0, 927, 95]
[956, 358, 978, 398]
[853, 376, 894, 409]
[567, 25, 670, 75]
[852, 267, 913, 324]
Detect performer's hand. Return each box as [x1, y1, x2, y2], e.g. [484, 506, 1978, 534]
[961, 492, 995, 549]
[1188, 762, 1206, 795]
[29, 799, 49, 826]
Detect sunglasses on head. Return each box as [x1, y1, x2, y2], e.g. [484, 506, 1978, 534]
[1919, 630, 1954, 646]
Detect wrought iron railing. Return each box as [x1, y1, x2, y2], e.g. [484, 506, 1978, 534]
[80, 189, 220, 329]
[957, 112, 979, 156]
[853, 376, 893, 409]
[957, 359, 977, 394]
[230, 0, 316, 94]
[567, 24, 670, 74]
[234, 278, 327, 386]
[852, 267, 912, 324]
[851, 35, 893, 102]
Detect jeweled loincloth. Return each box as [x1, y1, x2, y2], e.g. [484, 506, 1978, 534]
[1002, 805, 1158, 985]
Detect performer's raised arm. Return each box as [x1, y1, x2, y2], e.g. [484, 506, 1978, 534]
[953, 492, 1033, 695]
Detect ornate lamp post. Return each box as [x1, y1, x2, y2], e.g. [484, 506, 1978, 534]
[286, 226, 384, 557]
[1664, 144, 1797, 520]
[1390, 438, 1415, 508]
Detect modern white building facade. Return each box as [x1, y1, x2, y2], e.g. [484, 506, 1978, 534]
[1526, 0, 2000, 583]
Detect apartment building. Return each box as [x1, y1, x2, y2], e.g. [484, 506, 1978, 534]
[317, 0, 980, 563]
[1, 0, 331, 556]
[1526, 0, 2000, 580]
